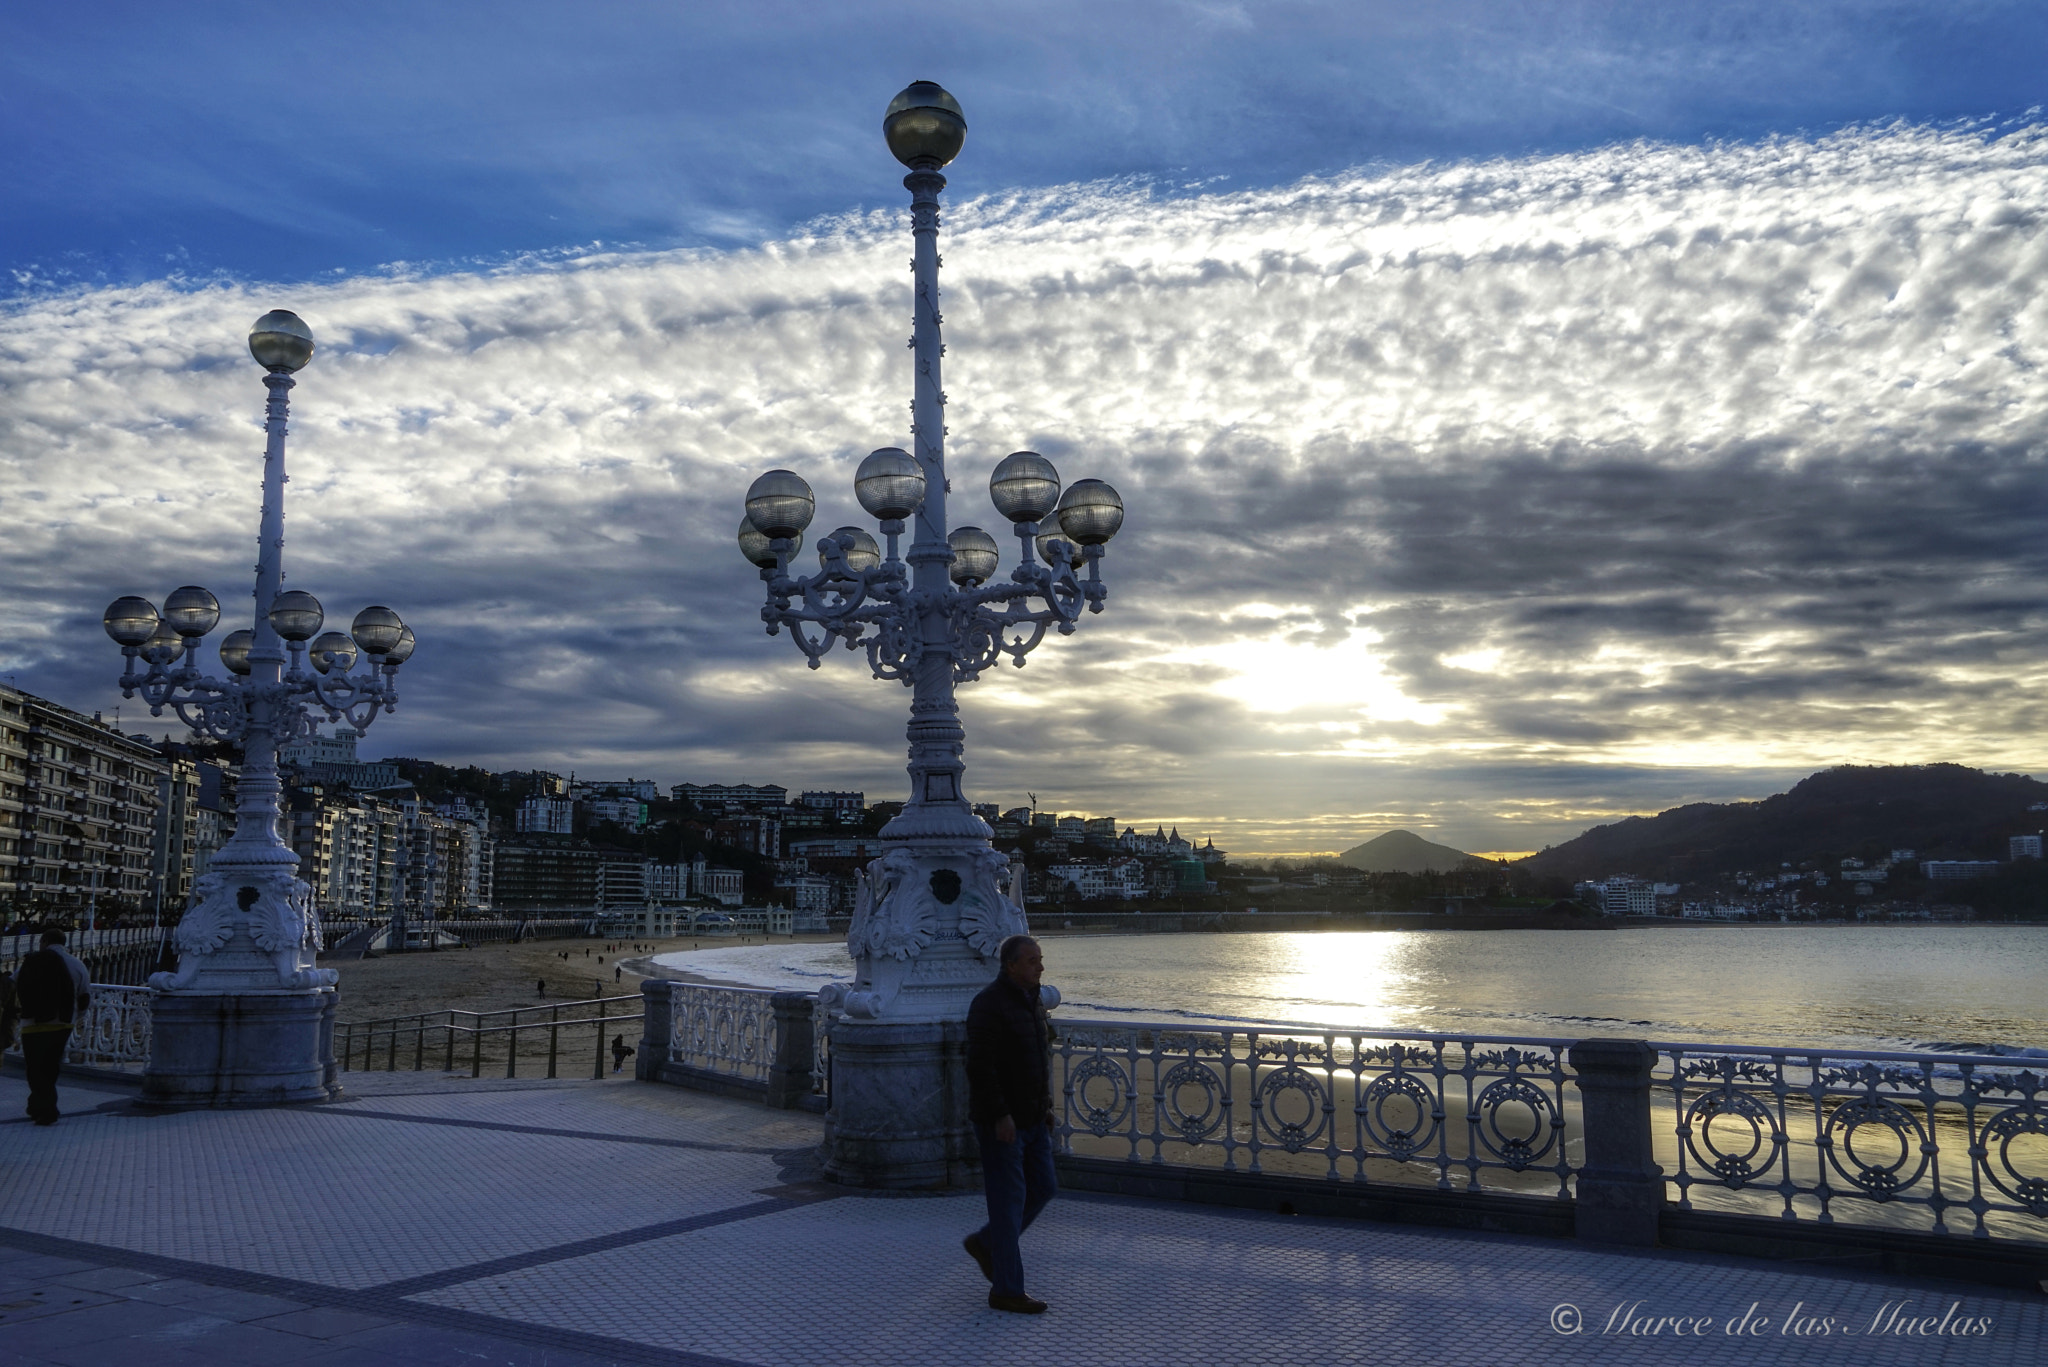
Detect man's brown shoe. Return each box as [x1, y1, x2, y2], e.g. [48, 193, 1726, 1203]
[962, 1233, 993, 1283]
[988, 1292, 1047, 1314]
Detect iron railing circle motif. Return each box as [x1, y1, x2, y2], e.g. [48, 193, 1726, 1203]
[1069, 1055, 1133, 1137]
[1473, 1076, 1559, 1171]
[1160, 1059, 1227, 1143]
[1981, 1103, 2048, 1216]
[1684, 1086, 1785, 1188]
[671, 985, 776, 1084]
[1358, 1072, 1440, 1161]
[1255, 1064, 1330, 1153]
[1820, 1094, 1929, 1201]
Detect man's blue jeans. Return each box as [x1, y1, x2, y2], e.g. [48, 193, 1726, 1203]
[972, 1119, 1058, 1297]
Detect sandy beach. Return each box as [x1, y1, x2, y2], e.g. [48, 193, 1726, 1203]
[326, 932, 842, 1023]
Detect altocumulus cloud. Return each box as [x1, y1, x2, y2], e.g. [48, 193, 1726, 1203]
[3, 121, 2045, 854]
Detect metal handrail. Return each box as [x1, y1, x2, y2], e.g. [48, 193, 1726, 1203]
[337, 994, 644, 1080]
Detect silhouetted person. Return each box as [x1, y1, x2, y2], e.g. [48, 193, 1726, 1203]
[963, 934, 1057, 1314]
[611, 1033, 635, 1073]
[536, 979, 546, 998]
[15, 931, 89, 1126]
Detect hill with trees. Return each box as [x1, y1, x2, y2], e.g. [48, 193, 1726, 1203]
[1516, 764, 2048, 883]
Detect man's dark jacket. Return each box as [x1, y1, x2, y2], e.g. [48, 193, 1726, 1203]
[965, 973, 1054, 1128]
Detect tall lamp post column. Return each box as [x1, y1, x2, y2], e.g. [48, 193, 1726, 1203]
[103, 311, 417, 1107]
[739, 83, 1126, 1186]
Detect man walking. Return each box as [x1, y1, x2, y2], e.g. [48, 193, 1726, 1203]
[962, 934, 1057, 1314]
[15, 931, 90, 1126]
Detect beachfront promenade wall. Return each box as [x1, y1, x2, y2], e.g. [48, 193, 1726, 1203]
[635, 979, 2048, 1289]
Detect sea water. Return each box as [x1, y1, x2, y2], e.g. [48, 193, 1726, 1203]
[652, 923, 2048, 1054]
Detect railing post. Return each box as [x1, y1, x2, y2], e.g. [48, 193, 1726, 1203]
[594, 996, 608, 1080]
[766, 991, 815, 1109]
[444, 1013, 456, 1073]
[637, 979, 672, 1083]
[1568, 1038, 1664, 1246]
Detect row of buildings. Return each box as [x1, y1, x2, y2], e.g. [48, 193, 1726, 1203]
[0, 680, 1229, 926]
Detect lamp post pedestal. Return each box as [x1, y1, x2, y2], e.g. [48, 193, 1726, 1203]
[140, 983, 337, 1109]
[822, 824, 1028, 1187]
[822, 1018, 975, 1188]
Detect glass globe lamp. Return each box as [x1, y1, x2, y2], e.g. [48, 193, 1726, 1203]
[948, 526, 1000, 585]
[745, 470, 815, 541]
[162, 585, 221, 637]
[102, 597, 159, 647]
[820, 527, 882, 573]
[1035, 530, 1083, 570]
[386, 624, 416, 665]
[249, 309, 315, 373]
[738, 517, 778, 568]
[1055, 478, 1124, 545]
[350, 606, 404, 656]
[144, 618, 185, 664]
[989, 451, 1061, 524]
[883, 80, 966, 168]
[218, 629, 254, 676]
[854, 447, 925, 520]
[268, 590, 324, 642]
[309, 631, 358, 675]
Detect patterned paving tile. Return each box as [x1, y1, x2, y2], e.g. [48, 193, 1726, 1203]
[413, 1190, 2048, 1367]
[0, 1092, 780, 1288]
[0, 1067, 2038, 1367]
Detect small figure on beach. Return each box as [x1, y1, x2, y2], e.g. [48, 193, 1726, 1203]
[536, 979, 546, 998]
[611, 1034, 635, 1073]
[962, 934, 1058, 1314]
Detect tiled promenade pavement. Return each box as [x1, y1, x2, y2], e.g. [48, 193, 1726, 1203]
[0, 1067, 2040, 1366]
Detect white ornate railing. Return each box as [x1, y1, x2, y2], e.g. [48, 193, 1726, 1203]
[1655, 1042, 2048, 1240]
[812, 995, 838, 1099]
[667, 982, 778, 1084]
[1049, 1015, 2048, 1243]
[2, 984, 159, 1070]
[1052, 1018, 1579, 1195]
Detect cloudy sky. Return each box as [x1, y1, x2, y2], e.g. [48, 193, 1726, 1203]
[4, 3, 2047, 856]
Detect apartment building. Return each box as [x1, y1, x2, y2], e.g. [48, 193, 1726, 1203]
[0, 684, 165, 921]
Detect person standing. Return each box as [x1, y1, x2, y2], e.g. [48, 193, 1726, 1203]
[15, 931, 89, 1126]
[962, 934, 1058, 1314]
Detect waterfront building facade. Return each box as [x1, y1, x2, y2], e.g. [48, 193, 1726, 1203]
[0, 684, 165, 923]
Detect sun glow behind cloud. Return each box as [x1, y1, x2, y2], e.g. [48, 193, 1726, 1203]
[4, 120, 2048, 853]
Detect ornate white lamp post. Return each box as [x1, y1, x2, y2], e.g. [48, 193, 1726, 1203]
[102, 309, 416, 1106]
[740, 82, 1125, 1185]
